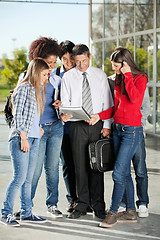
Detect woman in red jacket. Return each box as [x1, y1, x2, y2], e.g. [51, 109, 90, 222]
[88, 47, 147, 228]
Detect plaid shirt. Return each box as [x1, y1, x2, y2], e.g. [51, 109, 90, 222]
[9, 81, 38, 141]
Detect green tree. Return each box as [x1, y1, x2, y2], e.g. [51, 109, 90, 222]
[103, 45, 153, 79]
[91, 55, 97, 67]
[157, 49, 160, 82]
[0, 48, 28, 88]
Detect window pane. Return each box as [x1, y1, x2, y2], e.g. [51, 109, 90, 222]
[156, 0, 160, 28]
[146, 87, 153, 133]
[156, 87, 160, 134]
[104, 40, 117, 76]
[92, 2, 103, 40]
[135, 34, 153, 82]
[119, 37, 134, 54]
[119, 0, 134, 35]
[104, 0, 117, 38]
[135, 0, 153, 32]
[91, 42, 102, 68]
[157, 34, 160, 83]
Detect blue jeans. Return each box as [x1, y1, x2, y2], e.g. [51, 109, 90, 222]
[110, 123, 143, 213]
[31, 120, 63, 208]
[1, 136, 40, 219]
[60, 133, 77, 203]
[133, 134, 149, 207]
[121, 134, 149, 208]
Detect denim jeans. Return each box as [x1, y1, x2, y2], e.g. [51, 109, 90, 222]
[110, 123, 143, 213]
[1, 136, 40, 218]
[133, 134, 149, 207]
[31, 120, 63, 208]
[121, 134, 149, 208]
[60, 133, 77, 203]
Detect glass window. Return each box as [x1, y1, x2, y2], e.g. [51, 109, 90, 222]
[146, 86, 153, 133]
[156, 0, 160, 28]
[104, 0, 117, 38]
[92, 2, 104, 40]
[91, 42, 103, 69]
[157, 33, 160, 83]
[135, 34, 153, 82]
[119, 37, 134, 54]
[135, 0, 153, 32]
[156, 87, 160, 134]
[119, 0, 134, 35]
[104, 40, 117, 76]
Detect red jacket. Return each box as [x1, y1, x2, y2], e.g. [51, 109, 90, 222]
[98, 72, 147, 127]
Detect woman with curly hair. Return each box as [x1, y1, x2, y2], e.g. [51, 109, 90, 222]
[16, 37, 64, 219]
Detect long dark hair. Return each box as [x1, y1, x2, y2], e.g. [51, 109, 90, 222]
[110, 47, 147, 93]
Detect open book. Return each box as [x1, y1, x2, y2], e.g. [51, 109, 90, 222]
[60, 106, 91, 121]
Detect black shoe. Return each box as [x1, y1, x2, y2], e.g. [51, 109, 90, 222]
[95, 210, 106, 220]
[87, 206, 93, 213]
[68, 210, 86, 219]
[13, 211, 20, 220]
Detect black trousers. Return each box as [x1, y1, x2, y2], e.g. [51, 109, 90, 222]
[70, 121, 105, 212]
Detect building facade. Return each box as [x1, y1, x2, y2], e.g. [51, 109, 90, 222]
[89, 0, 160, 136]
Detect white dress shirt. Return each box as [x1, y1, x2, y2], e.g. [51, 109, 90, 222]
[61, 66, 114, 129]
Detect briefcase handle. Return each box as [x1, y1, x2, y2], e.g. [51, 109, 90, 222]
[100, 133, 111, 139]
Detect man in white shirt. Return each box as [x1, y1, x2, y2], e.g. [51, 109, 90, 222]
[61, 44, 114, 219]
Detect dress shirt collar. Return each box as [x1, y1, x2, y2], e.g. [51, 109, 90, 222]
[75, 66, 91, 77]
[49, 71, 60, 89]
[60, 65, 65, 73]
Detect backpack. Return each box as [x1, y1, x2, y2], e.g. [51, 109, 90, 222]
[4, 71, 27, 128]
[4, 94, 13, 128]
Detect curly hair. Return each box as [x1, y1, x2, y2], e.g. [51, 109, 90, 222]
[28, 37, 61, 61]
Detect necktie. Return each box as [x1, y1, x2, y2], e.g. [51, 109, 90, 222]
[82, 72, 93, 115]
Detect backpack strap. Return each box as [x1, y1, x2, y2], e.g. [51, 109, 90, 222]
[107, 77, 115, 99]
[56, 66, 61, 76]
[23, 70, 27, 77]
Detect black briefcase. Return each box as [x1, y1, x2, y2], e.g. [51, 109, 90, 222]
[89, 137, 115, 172]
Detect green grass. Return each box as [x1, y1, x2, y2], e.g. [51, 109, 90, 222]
[0, 88, 11, 101]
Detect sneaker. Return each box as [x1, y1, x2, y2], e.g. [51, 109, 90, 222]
[21, 214, 47, 223]
[47, 206, 63, 218]
[66, 201, 75, 213]
[138, 205, 149, 218]
[1, 214, 20, 227]
[14, 211, 20, 220]
[117, 209, 137, 223]
[99, 211, 117, 228]
[118, 206, 126, 213]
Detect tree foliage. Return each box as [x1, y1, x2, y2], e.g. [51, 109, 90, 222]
[0, 48, 28, 88]
[92, 44, 154, 82]
[91, 0, 154, 80]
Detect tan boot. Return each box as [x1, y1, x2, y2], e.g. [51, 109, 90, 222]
[117, 209, 137, 223]
[99, 211, 117, 228]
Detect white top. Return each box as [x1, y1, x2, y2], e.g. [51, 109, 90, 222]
[61, 66, 114, 129]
